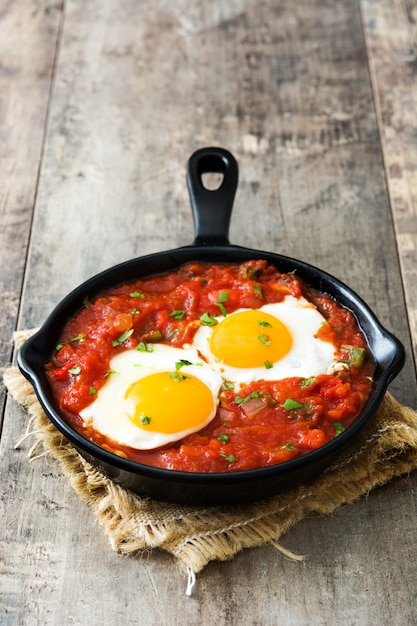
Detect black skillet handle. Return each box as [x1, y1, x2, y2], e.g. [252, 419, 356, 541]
[187, 147, 238, 246]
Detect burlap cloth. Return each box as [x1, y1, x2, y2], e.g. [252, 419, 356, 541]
[2, 330, 417, 594]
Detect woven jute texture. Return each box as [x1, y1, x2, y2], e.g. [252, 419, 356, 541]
[3, 330, 417, 594]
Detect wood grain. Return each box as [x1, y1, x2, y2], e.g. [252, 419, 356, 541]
[1, 0, 416, 624]
[362, 0, 417, 364]
[0, 0, 62, 426]
[18, 0, 416, 402]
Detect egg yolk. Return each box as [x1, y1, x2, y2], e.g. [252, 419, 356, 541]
[125, 372, 215, 433]
[209, 310, 293, 368]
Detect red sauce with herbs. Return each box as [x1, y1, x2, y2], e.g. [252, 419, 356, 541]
[46, 260, 375, 472]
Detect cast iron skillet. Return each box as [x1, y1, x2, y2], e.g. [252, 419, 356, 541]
[17, 147, 405, 506]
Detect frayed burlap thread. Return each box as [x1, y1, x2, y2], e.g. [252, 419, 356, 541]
[3, 330, 417, 594]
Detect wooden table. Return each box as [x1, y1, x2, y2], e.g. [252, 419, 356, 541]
[1, 1, 416, 623]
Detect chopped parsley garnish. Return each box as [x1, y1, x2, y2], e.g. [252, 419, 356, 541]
[130, 308, 140, 315]
[300, 377, 315, 388]
[170, 310, 186, 320]
[69, 366, 81, 375]
[334, 421, 345, 436]
[104, 369, 118, 377]
[112, 329, 134, 347]
[241, 265, 261, 279]
[201, 278, 208, 284]
[216, 291, 229, 317]
[223, 381, 235, 389]
[200, 312, 218, 327]
[217, 434, 230, 444]
[70, 333, 86, 343]
[167, 329, 178, 338]
[89, 387, 97, 395]
[129, 291, 145, 298]
[136, 341, 154, 352]
[253, 284, 263, 298]
[220, 451, 236, 462]
[258, 320, 272, 328]
[257, 320, 272, 346]
[56, 343, 64, 351]
[264, 360, 273, 369]
[342, 345, 368, 369]
[257, 334, 271, 346]
[249, 267, 261, 279]
[139, 413, 152, 426]
[282, 398, 304, 411]
[169, 371, 188, 383]
[175, 359, 192, 370]
[82, 297, 90, 309]
[282, 443, 295, 451]
[235, 390, 261, 404]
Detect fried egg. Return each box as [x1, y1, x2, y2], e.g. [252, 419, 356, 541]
[191, 296, 337, 389]
[80, 345, 222, 450]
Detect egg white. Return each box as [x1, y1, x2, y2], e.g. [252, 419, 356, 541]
[191, 296, 337, 390]
[80, 344, 222, 450]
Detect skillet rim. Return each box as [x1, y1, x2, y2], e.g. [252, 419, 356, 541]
[16, 241, 405, 489]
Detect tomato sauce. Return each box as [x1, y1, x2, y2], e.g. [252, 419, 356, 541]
[46, 260, 375, 472]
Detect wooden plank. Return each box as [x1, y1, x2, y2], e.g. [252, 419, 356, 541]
[1, 1, 416, 624]
[361, 0, 417, 365]
[0, 0, 63, 425]
[18, 0, 416, 405]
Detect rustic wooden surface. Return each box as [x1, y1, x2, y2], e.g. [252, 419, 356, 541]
[1, 1, 416, 624]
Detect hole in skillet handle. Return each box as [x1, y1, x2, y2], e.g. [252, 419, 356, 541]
[187, 147, 239, 246]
